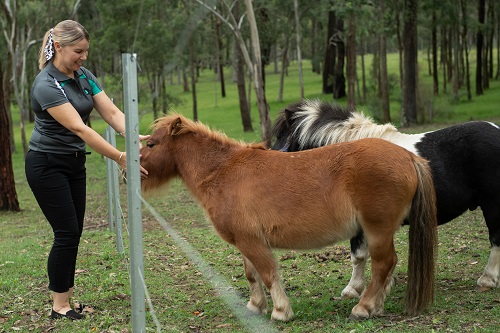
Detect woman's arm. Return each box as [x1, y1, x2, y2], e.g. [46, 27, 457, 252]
[46, 102, 148, 178]
[92, 91, 151, 144]
[92, 91, 126, 133]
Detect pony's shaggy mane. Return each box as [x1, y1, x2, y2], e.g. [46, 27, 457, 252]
[153, 113, 267, 150]
[288, 99, 398, 148]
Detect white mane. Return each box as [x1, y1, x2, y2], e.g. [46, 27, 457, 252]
[293, 103, 398, 149]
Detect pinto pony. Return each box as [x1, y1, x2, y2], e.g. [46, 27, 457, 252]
[140, 114, 438, 321]
[271, 99, 500, 300]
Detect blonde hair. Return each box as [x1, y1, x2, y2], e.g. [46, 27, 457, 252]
[38, 20, 90, 70]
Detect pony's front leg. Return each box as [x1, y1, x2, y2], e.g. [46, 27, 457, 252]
[342, 233, 369, 299]
[476, 205, 500, 290]
[242, 255, 268, 315]
[238, 241, 294, 321]
[477, 246, 500, 290]
[350, 238, 397, 320]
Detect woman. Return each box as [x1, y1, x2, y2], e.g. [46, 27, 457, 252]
[25, 20, 149, 320]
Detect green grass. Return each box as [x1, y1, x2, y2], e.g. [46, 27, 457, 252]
[1, 52, 500, 332]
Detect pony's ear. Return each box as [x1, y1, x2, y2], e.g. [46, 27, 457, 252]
[170, 117, 184, 136]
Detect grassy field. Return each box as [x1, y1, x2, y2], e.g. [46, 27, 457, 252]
[1, 52, 500, 332]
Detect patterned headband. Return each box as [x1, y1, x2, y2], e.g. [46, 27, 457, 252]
[43, 28, 54, 61]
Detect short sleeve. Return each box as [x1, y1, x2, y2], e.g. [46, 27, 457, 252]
[31, 78, 69, 111]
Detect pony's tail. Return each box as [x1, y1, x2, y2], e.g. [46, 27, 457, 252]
[406, 156, 438, 316]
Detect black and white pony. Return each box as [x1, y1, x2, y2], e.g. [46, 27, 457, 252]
[271, 99, 500, 299]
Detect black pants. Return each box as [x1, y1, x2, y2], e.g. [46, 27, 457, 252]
[25, 150, 86, 293]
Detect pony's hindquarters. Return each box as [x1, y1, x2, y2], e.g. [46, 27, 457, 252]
[406, 156, 438, 315]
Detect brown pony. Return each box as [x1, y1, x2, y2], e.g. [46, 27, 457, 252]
[139, 114, 438, 321]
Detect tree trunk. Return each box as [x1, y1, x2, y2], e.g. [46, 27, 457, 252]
[183, 0, 198, 121]
[346, 13, 356, 109]
[447, 29, 453, 83]
[496, 9, 500, 80]
[360, 40, 367, 104]
[322, 10, 337, 94]
[278, 35, 290, 103]
[333, 17, 346, 100]
[244, 0, 271, 146]
[460, 0, 471, 101]
[2, 56, 14, 153]
[401, 0, 418, 127]
[452, 25, 460, 101]
[215, 15, 226, 98]
[152, 73, 159, 119]
[476, 0, 485, 96]
[393, 0, 404, 90]
[182, 66, 189, 92]
[161, 68, 168, 116]
[231, 1, 252, 132]
[379, 0, 391, 123]
[487, 3, 494, 80]
[189, 48, 198, 121]
[0, 59, 20, 211]
[441, 27, 447, 93]
[432, 11, 439, 95]
[373, 41, 381, 98]
[311, 17, 321, 74]
[293, 0, 304, 99]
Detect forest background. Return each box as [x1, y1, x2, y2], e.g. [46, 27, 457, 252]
[1, 0, 500, 210]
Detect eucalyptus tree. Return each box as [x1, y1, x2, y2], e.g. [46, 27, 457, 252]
[460, 0, 472, 101]
[322, 1, 345, 99]
[401, 0, 418, 127]
[197, 0, 271, 145]
[476, 0, 485, 96]
[265, 0, 311, 102]
[377, 0, 391, 122]
[293, 0, 304, 99]
[0, 57, 19, 211]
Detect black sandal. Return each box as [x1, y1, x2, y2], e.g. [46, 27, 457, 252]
[50, 309, 85, 320]
[74, 302, 94, 314]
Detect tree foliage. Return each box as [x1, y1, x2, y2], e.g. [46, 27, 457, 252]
[1, 0, 499, 210]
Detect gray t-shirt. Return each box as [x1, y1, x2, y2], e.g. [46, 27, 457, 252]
[29, 62, 103, 154]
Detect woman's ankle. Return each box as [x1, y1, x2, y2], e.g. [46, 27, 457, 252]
[52, 290, 72, 312]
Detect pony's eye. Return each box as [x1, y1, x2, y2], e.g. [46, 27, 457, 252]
[147, 142, 155, 148]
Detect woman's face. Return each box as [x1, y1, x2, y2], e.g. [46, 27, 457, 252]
[54, 38, 89, 75]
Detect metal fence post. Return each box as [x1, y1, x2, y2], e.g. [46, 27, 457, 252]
[105, 127, 116, 232]
[105, 126, 125, 254]
[122, 53, 146, 332]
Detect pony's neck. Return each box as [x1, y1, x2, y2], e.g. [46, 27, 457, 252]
[175, 136, 241, 197]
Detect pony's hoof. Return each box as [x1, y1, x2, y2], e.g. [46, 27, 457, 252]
[341, 286, 363, 300]
[246, 301, 267, 315]
[271, 308, 294, 322]
[348, 313, 366, 321]
[476, 275, 498, 290]
[476, 285, 493, 292]
[349, 305, 370, 320]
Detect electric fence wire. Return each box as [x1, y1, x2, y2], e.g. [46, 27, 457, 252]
[112, 165, 162, 333]
[137, 191, 278, 333]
